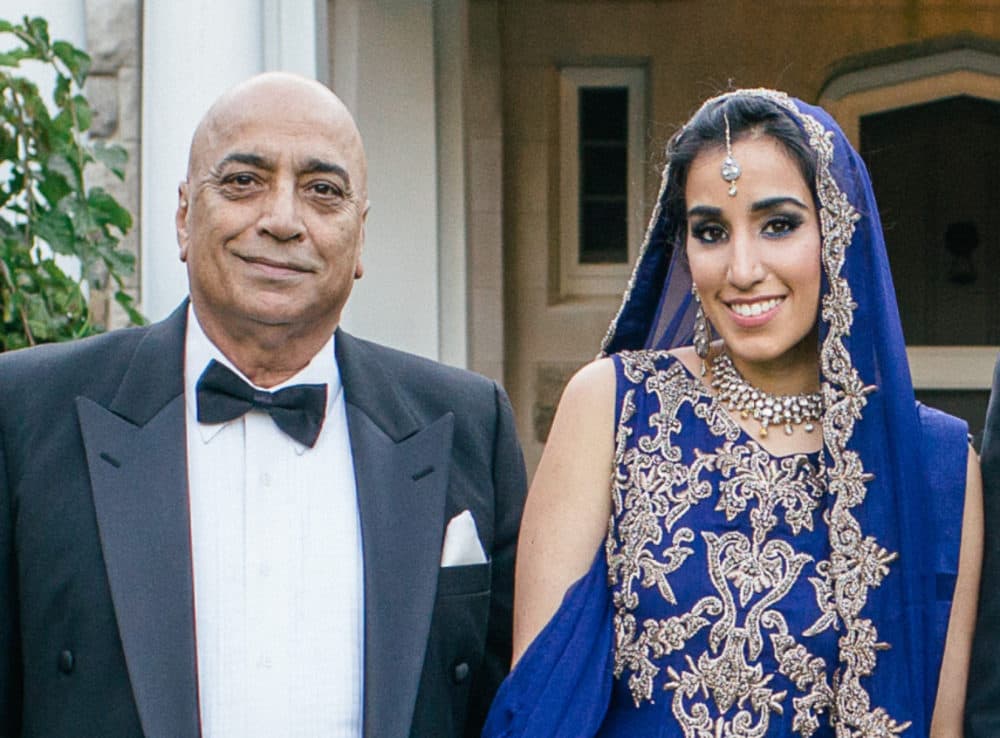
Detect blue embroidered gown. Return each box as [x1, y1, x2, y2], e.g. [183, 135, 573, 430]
[600, 351, 835, 736]
[483, 349, 967, 738]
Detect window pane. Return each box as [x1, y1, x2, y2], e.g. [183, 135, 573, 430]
[580, 200, 627, 264]
[581, 144, 627, 196]
[580, 87, 627, 140]
[578, 85, 629, 264]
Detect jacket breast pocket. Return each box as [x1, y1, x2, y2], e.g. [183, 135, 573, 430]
[436, 559, 491, 598]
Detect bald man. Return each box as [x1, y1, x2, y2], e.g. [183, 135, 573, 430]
[0, 73, 526, 738]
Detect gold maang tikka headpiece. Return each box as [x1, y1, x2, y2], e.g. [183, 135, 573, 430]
[721, 111, 741, 196]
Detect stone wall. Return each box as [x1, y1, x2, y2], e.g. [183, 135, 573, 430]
[83, 0, 141, 328]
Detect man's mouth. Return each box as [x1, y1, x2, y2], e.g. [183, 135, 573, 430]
[240, 255, 313, 273]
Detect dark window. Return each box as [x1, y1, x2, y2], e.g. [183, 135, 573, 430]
[861, 96, 1000, 345]
[578, 87, 628, 264]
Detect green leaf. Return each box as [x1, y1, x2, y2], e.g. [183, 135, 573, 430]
[0, 20, 15, 33]
[115, 290, 146, 325]
[52, 41, 90, 86]
[71, 94, 91, 132]
[51, 107, 74, 136]
[0, 49, 33, 67]
[37, 169, 71, 206]
[33, 209, 76, 254]
[53, 73, 71, 107]
[26, 18, 50, 49]
[102, 246, 135, 274]
[0, 128, 16, 161]
[92, 141, 128, 179]
[46, 153, 78, 183]
[88, 187, 132, 232]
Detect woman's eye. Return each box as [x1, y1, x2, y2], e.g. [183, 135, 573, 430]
[691, 223, 726, 244]
[763, 215, 803, 236]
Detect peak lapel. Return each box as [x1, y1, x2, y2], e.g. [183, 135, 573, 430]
[78, 305, 200, 738]
[336, 331, 457, 738]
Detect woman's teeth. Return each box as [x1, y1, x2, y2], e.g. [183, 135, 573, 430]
[729, 298, 783, 317]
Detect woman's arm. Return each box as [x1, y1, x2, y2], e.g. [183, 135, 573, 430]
[511, 358, 617, 665]
[931, 446, 984, 736]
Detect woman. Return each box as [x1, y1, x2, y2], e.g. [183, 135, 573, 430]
[484, 90, 982, 737]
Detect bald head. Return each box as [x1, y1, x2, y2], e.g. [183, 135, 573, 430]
[187, 72, 367, 198]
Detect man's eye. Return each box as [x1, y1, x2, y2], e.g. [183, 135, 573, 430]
[310, 181, 342, 197]
[223, 173, 257, 188]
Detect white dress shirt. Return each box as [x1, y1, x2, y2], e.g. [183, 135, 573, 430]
[184, 308, 364, 737]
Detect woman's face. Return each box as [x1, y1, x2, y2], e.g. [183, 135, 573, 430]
[685, 135, 821, 380]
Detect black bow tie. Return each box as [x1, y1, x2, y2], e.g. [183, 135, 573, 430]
[196, 359, 328, 448]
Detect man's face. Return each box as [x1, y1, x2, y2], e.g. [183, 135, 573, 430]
[176, 80, 369, 349]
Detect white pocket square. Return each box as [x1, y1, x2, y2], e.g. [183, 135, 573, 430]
[441, 510, 488, 567]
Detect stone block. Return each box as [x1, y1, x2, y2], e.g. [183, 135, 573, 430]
[117, 66, 141, 142]
[85, 0, 140, 73]
[85, 74, 119, 138]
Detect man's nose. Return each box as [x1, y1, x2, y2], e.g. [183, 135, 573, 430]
[258, 182, 304, 242]
[726, 234, 766, 289]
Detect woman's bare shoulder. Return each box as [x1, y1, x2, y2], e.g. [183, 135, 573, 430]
[561, 356, 616, 403]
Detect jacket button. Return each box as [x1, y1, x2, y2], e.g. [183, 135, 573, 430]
[452, 661, 470, 684]
[58, 650, 74, 674]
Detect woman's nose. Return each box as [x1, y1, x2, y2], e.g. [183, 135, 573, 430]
[726, 235, 766, 289]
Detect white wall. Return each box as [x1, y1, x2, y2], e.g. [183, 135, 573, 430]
[332, 0, 443, 361]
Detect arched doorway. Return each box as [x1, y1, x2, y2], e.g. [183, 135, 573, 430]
[820, 41, 1000, 441]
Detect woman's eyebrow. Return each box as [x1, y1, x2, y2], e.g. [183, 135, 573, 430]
[687, 204, 722, 219]
[750, 196, 808, 213]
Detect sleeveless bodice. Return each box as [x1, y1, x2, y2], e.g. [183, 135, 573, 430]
[600, 350, 837, 737]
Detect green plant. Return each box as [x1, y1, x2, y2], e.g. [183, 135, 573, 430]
[0, 15, 143, 351]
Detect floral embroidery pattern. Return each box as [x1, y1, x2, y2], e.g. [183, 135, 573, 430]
[609, 351, 832, 736]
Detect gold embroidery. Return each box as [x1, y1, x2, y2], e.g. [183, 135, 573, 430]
[609, 351, 834, 734]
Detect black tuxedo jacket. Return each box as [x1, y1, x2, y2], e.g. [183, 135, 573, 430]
[967, 356, 1000, 735]
[0, 305, 526, 738]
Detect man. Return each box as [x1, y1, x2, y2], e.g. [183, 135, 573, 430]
[967, 358, 1000, 735]
[0, 73, 526, 738]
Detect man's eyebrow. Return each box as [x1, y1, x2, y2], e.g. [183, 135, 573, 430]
[750, 196, 808, 213]
[217, 152, 273, 170]
[301, 158, 351, 184]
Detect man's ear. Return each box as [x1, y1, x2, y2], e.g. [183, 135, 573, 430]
[176, 182, 190, 262]
[354, 200, 370, 280]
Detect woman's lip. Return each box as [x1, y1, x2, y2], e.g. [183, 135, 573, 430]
[724, 296, 785, 327]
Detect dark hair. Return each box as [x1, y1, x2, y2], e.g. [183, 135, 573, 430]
[662, 93, 818, 250]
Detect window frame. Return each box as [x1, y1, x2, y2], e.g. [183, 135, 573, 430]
[558, 66, 646, 298]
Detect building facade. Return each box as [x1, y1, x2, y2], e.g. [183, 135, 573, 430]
[9, 0, 1000, 469]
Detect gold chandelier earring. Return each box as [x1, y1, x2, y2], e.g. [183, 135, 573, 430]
[692, 287, 711, 375]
